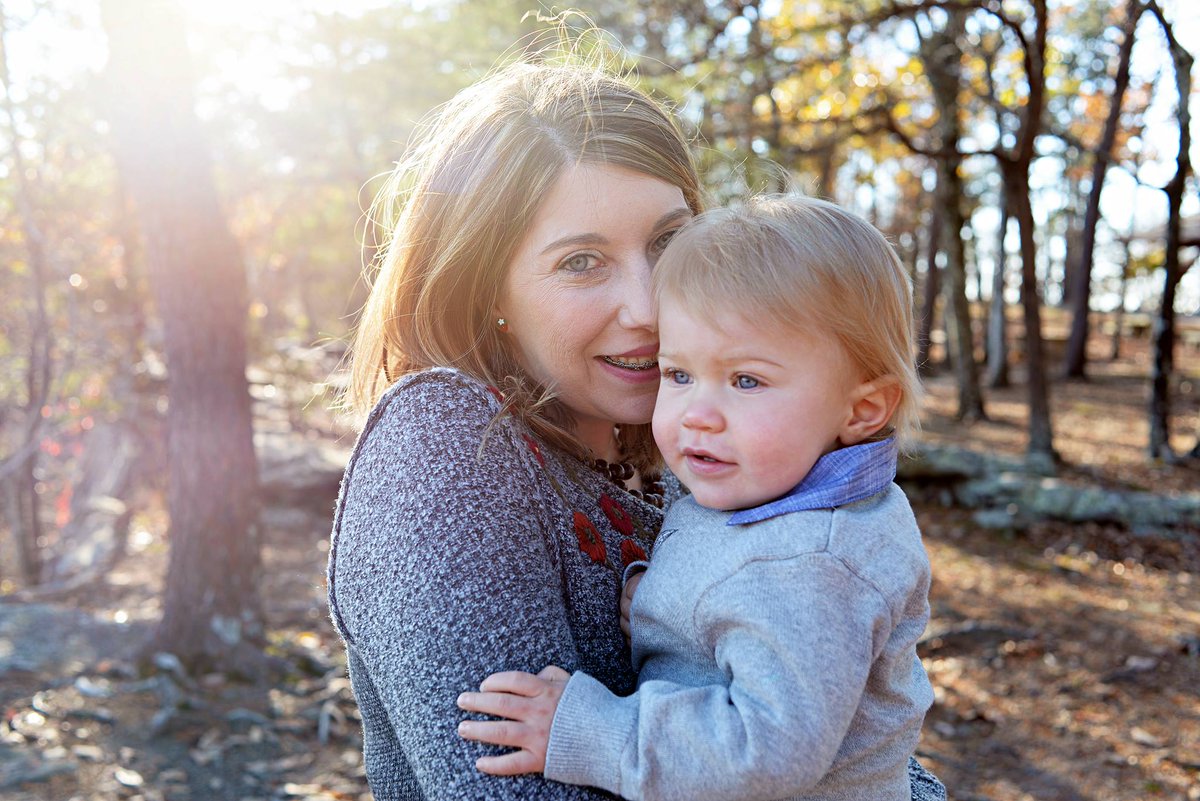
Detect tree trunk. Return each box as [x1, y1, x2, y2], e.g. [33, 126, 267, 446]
[1007, 166, 1056, 468]
[1059, 178, 1081, 309]
[937, 156, 986, 419]
[815, 144, 837, 199]
[1003, 0, 1056, 469]
[1146, 0, 1193, 461]
[916, 185, 943, 375]
[1109, 255, 1129, 361]
[1063, 0, 1143, 378]
[1149, 246, 1182, 460]
[986, 180, 1011, 387]
[924, 11, 985, 420]
[3, 468, 42, 587]
[0, 5, 52, 588]
[966, 220, 982, 304]
[101, 0, 266, 677]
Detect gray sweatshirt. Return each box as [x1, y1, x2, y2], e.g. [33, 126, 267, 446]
[545, 489, 935, 801]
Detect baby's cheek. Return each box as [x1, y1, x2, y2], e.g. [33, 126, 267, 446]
[651, 400, 677, 452]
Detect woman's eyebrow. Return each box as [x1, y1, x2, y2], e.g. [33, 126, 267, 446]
[537, 207, 693, 256]
[654, 208, 693, 228]
[539, 233, 608, 255]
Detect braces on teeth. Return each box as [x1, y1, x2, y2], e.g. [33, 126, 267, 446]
[603, 356, 657, 370]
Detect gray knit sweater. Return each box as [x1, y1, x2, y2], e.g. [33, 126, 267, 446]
[328, 368, 667, 800]
[328, 368, 946, 801]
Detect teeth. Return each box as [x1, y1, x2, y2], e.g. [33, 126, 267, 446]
[603, 355, 657, 370]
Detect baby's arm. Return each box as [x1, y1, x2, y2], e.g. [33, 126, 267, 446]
[543, 554, 890, 801]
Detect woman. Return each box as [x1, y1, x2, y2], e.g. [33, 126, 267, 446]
[328, 61, 946, 800]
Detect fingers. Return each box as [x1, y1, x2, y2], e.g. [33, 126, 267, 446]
[456, 667, 566, 776]
[458, 710, 552, 775]
[620, 572, 642, 639]
[625, 571, 644, 596]
[458, 718, 527, 748]
[536, 664, 570, 683]
[457, 689, 536, 719]
[458, 718, 545, 776]
[475, 749, 544, 776]
[622, 571, 643, 606]
[477, 670, 547, 695]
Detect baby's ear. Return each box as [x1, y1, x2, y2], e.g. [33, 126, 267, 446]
[839, 376, 902, 446]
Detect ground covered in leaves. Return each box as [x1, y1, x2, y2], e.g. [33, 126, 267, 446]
[1, 329, 1198, 801]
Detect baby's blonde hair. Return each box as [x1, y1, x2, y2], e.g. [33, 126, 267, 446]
[348, 60, 702, 469]
[653, 194, 922, 448]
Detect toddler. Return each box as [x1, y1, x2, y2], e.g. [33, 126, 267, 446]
[458, 195, 934, 801]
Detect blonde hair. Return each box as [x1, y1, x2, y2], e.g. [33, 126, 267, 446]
[348, 60, 702, 470]
[653, 194, 922, 448]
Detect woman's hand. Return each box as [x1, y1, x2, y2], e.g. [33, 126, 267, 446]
[457, 665, 571, 775]
[619, 570, 644, 641]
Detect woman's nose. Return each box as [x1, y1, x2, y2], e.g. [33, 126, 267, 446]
[617, 258, 656, 330]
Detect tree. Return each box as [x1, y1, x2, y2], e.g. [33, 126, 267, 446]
[921, 8, 986, 419]
[916, 178, 944, 375]
[985, 177, 1012, 387]
[0, 3, 51, 587]
[101, 0, 265, 676]
[990, 0, 1057, 468]
[1062, 0, 1144, 378]
[1144, 0, 1193, 460]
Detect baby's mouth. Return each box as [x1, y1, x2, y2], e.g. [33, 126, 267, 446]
[683, 448, 731, 466]
[602, 355, 658, 371]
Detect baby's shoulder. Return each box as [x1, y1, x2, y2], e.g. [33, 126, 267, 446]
[828, 485, 929, 594]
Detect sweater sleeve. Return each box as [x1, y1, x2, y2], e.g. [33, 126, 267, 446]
[544, 553, 890, 801]
[330, 372, 617, 800]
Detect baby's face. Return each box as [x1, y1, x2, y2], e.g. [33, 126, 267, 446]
[652, 296, 862, 511]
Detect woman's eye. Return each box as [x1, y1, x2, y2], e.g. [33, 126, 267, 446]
[735, 375, 759, 390]
[663, 368, 691, 385]
[649, 228, 680, 257]
[559, 253, 599, 273]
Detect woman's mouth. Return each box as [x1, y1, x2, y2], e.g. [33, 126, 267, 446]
[602, 355, 658, 371]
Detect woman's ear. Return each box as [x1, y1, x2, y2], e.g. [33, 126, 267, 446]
[839, 376, 902, 446]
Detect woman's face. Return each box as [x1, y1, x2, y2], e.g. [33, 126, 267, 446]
[499, 163, 692, 456]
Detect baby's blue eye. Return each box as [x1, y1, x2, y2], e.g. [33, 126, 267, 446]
[663, 368, 692, 385]
[735, 375, 759, 390]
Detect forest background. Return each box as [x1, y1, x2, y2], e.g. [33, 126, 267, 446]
[1, 0, 1199, 800]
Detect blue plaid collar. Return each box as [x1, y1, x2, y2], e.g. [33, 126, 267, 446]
[726, 437, 898, 526]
